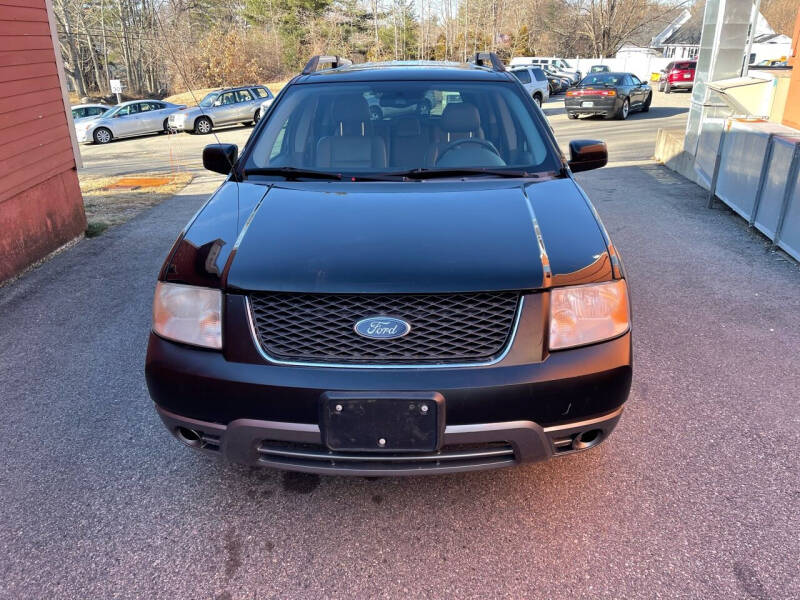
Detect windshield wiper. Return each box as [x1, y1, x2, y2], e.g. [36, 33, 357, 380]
[243, 167, 343, 181]
[386, 168, 555, 180]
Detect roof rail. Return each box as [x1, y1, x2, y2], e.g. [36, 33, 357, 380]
[301, 55, 353, 75]
[471, 52, 505, 71]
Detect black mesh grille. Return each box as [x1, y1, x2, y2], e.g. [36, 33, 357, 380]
[249, 292, 520, 364]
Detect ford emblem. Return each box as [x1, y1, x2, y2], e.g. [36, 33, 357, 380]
[354, 317, 411, 340]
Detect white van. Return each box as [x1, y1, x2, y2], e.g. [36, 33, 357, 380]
[509, 57, 581, 83]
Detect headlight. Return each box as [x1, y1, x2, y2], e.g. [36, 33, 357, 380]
[152, 282, 222, 349]
[549, 280, 629, 350]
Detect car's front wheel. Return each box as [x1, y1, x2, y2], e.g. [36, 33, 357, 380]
[194, 117, 213, 135]
[93, 127, 112, 144]
[616, 98, 630, 120]
[642, 92, 652, 112]
[568, 113, 579, 119]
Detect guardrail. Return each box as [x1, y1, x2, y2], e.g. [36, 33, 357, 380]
[706, 118, 800, 261]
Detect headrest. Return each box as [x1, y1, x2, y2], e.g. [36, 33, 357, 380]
[331, 95, 370, 136]
[441, 103, 481, 133]
[393, 117, 422, 137]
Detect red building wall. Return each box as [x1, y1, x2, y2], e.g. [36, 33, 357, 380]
[0, 0, 86, 283]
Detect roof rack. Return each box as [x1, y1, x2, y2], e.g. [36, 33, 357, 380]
[471, 52, 505, 71]
[301, 55, 353, 75]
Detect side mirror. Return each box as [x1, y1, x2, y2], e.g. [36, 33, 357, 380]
[203, 143, 238, 175]
[568, 139, 607, 173]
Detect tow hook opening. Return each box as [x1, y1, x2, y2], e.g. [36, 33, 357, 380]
[175, 426, 203, 448]
[573, 428, 603, 450]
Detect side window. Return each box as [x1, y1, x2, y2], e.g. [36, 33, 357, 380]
[513, 69, 531, 84]
[73, 108, 84, 118]
[532, 68, 546, 82]
[253, 87, 270, 99]
[218, 92, 236, 105]
[631, 75, 642, 85]
[623, 75, 633, 86]
[236, 89, 254, 102]
[117, 105, 132, 116]
[149, 102, 165, 110]
[89, 107, 103, 116]
[139, 102, 151, 112]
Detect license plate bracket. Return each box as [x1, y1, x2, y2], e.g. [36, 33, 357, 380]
[581, 101, 594, 107]
[321, 392, 444, 452]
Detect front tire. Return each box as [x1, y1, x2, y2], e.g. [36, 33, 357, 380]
[568, 113, 579, 119]
[642, 92, 652, 112]
[616, 98, 630, 120]
[194, 116, 212, 135]
[93, 127, 112, 144]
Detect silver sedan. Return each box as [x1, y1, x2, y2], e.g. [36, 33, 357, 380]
[75, 99, 185, 144]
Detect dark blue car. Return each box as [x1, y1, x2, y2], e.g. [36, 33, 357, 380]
[145, 54, 632, 476]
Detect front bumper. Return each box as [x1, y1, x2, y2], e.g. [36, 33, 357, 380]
[156, 404, 624, 475]
[167, 115, 191, 131]
[75, 128, 92, 143]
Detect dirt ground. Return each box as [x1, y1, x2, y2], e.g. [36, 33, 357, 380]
[79, 172, 193, 237]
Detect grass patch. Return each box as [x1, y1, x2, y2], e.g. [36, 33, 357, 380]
[80, 172, 193, 237]
[85, 222, 110, 238]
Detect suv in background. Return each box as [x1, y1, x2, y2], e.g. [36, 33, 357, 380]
[659, 61, 696, 93]
[510, 57, 581, 84]
[510, 66, 550, 107]
[168, 85, 272, 134]
[146, 53, 632, 476]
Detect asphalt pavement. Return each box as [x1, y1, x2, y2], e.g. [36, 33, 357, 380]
[1, 90, 799, 599]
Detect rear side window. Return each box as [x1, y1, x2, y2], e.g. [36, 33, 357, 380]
[512, 69, 531, 84]
[532, 68, 546, 82]
[253, 87, 271, 99]
[237, 89, 254, 102]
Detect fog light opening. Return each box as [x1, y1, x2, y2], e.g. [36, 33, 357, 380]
[175, 427, 203, 448]
[573, 428, 603, 450]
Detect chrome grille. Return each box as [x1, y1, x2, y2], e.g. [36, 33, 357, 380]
[248, 292, 520, 364]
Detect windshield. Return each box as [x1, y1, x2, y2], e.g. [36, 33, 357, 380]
[580, 73, 622, 86]
[244, 80, 559, 177]
[199, 92, 219, 108]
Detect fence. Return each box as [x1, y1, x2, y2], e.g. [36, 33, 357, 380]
[707, 118, 800, 261]
[571, 55, 674, 82]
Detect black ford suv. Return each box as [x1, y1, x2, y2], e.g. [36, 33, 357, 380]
[145, 54, 632, 475]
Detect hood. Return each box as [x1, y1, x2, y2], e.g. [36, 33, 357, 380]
[180, 106, 207, 118]
[223, 178, 612, 294]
